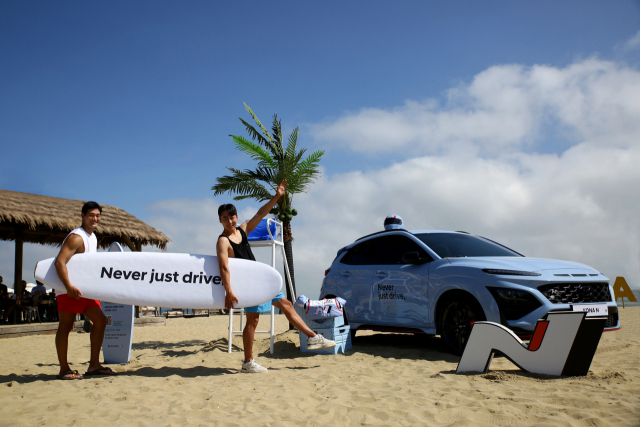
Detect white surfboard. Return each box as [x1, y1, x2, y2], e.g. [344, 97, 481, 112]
[34, 252, 282, 309]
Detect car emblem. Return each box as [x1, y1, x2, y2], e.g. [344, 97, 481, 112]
[578, 284, 593, 296]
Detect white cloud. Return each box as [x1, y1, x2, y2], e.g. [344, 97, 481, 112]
[310, 59, 640, 155]
[622, 29, 640, 51]
[145, 198, 222, 255]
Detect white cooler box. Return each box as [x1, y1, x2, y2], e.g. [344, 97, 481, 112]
[295, 305, 352, 355]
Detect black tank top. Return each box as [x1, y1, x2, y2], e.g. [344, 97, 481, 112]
[219, 228, 256, 261]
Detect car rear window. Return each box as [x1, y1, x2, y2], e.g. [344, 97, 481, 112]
[415, 233, 522, 258]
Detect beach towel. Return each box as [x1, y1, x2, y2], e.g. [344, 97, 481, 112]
[295, 295, 346, 320]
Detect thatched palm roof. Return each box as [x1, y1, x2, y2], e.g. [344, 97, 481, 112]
[0, 189, 170, 250]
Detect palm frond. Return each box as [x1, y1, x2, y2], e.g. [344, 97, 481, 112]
[239, 118, 269, 147]
[242, 167, 276, 188]
[244, 104, 273, 142]
[269, 115, 285, 163]
[244, 104, 283, 158]
[285, 127, 298, 160]
[271, 115, 283, 146]
[232, 135, 277, 169]
[289, 150, 325, 192]
[295, 150, 325, 175]
[212, 168, 273, 201]
[293, 148, 306, 165]
[283, 149, 307, 192]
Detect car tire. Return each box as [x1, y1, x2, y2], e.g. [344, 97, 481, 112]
[438, 293, 486, 355]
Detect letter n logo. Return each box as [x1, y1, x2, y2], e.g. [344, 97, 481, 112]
[456, 312, 606, 376]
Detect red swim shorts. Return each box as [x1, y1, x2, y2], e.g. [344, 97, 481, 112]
[57, 294, 101, 314]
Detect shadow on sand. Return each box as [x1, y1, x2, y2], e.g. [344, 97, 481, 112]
[119, 365, 237, 378]
[348, 332, 461, 363]
[132, 339, 208, 351]
[256, 330, 461, 364]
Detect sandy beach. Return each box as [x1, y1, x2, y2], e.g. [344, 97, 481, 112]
[1, 308, 639, 427]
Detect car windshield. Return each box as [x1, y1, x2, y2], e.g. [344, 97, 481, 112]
[415, 233, 522, 258]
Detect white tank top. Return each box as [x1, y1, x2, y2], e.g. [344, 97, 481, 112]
[58, 227, 98, 295]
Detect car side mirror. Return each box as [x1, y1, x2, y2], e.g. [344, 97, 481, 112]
[402, 252, 429, 265]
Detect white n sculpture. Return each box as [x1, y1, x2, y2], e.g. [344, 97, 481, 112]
[456, 311, 606, 376]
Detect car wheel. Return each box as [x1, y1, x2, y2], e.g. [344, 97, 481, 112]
[438, 294, 486, 355]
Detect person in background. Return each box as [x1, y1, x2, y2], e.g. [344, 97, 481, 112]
[21, 280, 30, 300]
[0, 276, 7, 298]
[0, 276, 12, 323]
[31, 281, 47, 298]
[31, 281, 48, 320]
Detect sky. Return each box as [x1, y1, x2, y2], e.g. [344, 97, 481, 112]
[1, 1, 640, 298]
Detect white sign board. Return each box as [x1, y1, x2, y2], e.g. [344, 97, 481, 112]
[571, 304, 608, 317]
[102, 243, 135, 364]
[102, 302, 135, 364]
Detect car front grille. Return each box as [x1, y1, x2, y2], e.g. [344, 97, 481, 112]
[538, 283, 612, 304]
[605, 311, 619, 328]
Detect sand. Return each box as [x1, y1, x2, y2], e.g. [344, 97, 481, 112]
[1, 308, 639, 427]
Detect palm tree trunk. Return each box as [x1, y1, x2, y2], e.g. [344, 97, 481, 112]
[282, 219, 297, 330]
[283, 239, 296, 302]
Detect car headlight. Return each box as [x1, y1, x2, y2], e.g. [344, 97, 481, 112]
[486, 287, 543, 321]
[482, 269, 541, 276]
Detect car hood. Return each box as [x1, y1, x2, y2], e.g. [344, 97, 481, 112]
[445, 257, 596, 272]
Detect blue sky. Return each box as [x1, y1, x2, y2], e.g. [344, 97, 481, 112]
[2, 1, 640, 295]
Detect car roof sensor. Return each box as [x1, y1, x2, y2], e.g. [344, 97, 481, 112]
[384, 214, 403, 230]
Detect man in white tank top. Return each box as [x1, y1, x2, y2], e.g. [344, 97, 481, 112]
[53, 201, 117, 380]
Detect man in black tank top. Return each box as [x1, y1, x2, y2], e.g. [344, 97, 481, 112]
[216, 180, 336, 374]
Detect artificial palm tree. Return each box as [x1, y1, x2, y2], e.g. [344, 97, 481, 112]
[213, 104, 324, 304]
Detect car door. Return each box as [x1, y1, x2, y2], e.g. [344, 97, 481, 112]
[373, 235, 432, 326]
[338, 239, 377, 322]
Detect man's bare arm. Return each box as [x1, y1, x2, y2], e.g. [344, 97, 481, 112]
[216, 237, 239, 310]
[243, 179, 287, 235]
[54, 235, 84, 300]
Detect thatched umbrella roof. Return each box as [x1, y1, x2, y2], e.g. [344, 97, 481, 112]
[0, 189, 170, 250]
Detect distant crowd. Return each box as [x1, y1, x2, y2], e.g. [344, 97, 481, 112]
[0, 276, 57, 323]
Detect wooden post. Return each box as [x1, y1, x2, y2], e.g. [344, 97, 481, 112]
[14, 227, 23, 296]
[121, 235, 136, 252]
[14, 227, 23, 323]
